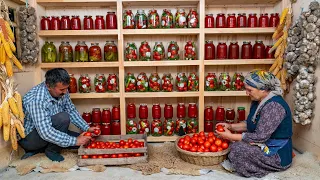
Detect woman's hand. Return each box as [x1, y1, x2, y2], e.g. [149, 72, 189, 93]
[216, 126, 233, 140]
[216, 123, 232, 130]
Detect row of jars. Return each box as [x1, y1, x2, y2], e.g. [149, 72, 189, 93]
[205, 72, 245, 91]
[125, 72, 199, 92]
[205, 13, 279, 28]
[205, 41, 273, 60]
[123, 8, 198, 29]
[125, 41, 196, 61]
[40, 13, 117, 30]
[41, 41, 118, 63]
[70, 74, 119, 93]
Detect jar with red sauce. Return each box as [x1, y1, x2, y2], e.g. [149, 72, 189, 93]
[91, 108, 101, 123]
[253, 40, 266, 59]
[225, 108, 235, 123]
[205, 14, 214, 28]
[101, 108, 111, 124]
[216, 13, 226, 28]
[84, 15, 94, 30]
[187, 118, 198, 133]
[127, 103, 136, 119]
[139, 104, 148, 119]
[164, 104, 173, 119]
[101, 123, 111, 135]
[265, 45, 274, 59]
[204, 121, 214, 132]
[204, 106, 214, 121]
[163, 119, 174, 136]
[82, 112, 91, 124]
[248, 13, 258, 27]
[228, 41, 239, 59]
[259, 13, 269, 27]
[237, 13, 247, 27]
[152, 103, 161, 119]
[205, 40, 215, 60]
[71, 15, 81, 30]
[217, 42, 228, 59]
[106, 12, 117, 29]
[41, 16, 51, 30]
[111, 120, 121, 135]
[138, 119, 150, 135]
[151, 119, 162, 136]
[50, 16, 60, 30]
[241, 41, 253, 59]
[177, 103, 186, 118]
[215, 106, 225, 122]
[89, 43, 102, 62]
[126, 119, 138, 134]
[112, 105, 120, 120]
[269, 13, 280, 27]
[227, 13, 236, 28]
[60, 15, 71, 30]
[176, 118, 186, 134]
[68, 74, 77, 93]
[188, 103, 198, 118]
[237, 107, 246, 122]
[95, 15, 105, 29]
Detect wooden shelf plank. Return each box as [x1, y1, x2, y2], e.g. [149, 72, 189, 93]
[204, 91, 247, 97]
[124, 60, 200, 67]
[40, 62, 119, 69]
[70, 93, 120, 99]
[204, 59, 275, 66]
[122, 0, 199, 7]
[37, 0, 116, 7]
[147, 135, 178, 142]
[204, 28, 275, 34]
[125, 92, 200, 98]
[123, 29, 200, 35]
[205, 0, 280, 5]
[11, 0, 25, 5]
[38, 30, 118, 37]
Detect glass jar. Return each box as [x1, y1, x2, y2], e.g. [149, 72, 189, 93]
[237, 13, 247, 27]
[82, 112, 91, 124]
[161, 9, 173, 28]
[148, 9, 160, 29]
[162, 73, 173, 92]
[177, 103, 186, 118]
[149, 72, 161, 92]
[248, 13, 258, 27]
[175, 8, 187, 28]
[101, 108, 111, 124]
[95, 15, 105, 29]
[226, 108, 235, 123]
[135, 10, 147, 29]
[151, 119, 163, 136]
[94, 74, 106, 93]
[101, 123, 111, 135]
[205, 14, 214, 28]
[111, 120, 121, 135]
[188, 72, 199, 91]
[205, 73, 218, 91]
[41, 16, 51, 30]
[153, 42, 165, 60]
[125, 42, 138, 61]
[265, 45, 274, 59]
[75, 41, 89, 62]
[112, 105, 120, 120]
[106, 12, 117, 29]
[84, 15, 94, 30]
[163, 119, 175, 136]
[68, 74, 77, 93]
[187, 118, 198, 133]
[127, 103, 136, 119]
[60, 15, 71, 30]
[205, 40, 215, 60]
[167, 41, 179, 60]
[204, 106, 214, 121]
[237, 107, 246, 122]
[231, 72, 245, 91]
[152, 103, 161, 119]
[41, 41, 57, 63]
[259, 13, 269, 27]
[269, 13, 280, 27]
[217, 42, 228, 59]
[107, 74, 119, 92]
[136, 72, 148, 92]
[215, 106, 225, 122]
[184, 41, 196, 60]
[253, 40, 266, 59]
[241, 41, 253, 59]
[164, 104, 173, 119]
[138, 119, 150, 135]
[204, 121, 214, 132]
[188, 103, 198, 118]
[176, 72, 188, 92]
[139, 104, 148, 119]
[50, 16, 60, 30]
[104, 41, 118, 61]
[139, 41, 151, 61]
[59, 41, 73, 62]
[125, 72, 137, 92]
[228, 41, 239, 59]
[187, 8, 199, 28]
[89, 43, 102, 62]
[227, 13, 236, 28]
[176, 118, 186, 134]
[123, 10, 135, 29]
[216, 13, 226, 28]
[71, 15, 81, 30]
[126, 119, 138, 134]
[219, 72, 231, 91]
[78, 74, 91, 93]
[91, 108, 101, 123]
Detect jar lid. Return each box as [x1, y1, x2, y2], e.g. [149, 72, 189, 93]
[228, 13, 235, 16]
[140, 103, 147, 106]
[256, 40, 263, 43]
[205, 106, 213, 109]
[153, 103, 160, 105]
[83, 111, 90, 114]
[92, 108, 100, 111]
[238, 13, 246, 15]
[112, 104, 120, 107]
[206, 40, 213, 43]
[249, 13, 257, 15]
[243, 41, 251, 44]
[96, 15, 104, 17]
[101, 123, 111, 125]
[226, 108, 234, 111]
[217, 13, 225, 15]
[61, 41, 65, 43]
[107, 12, 116, 14]
[206, 14, 213, 16]
[137, 9, 145, 13]
[238, 107, 245, 110]
[178, 9, 185, 12]
[84, 15, 92, 17]
[189, 103, 196, 105]
[103, 108, 110, 110]
[219, 42, 226, 44]
[178, 103, 185, 105]
[230, 41, 238, 44]
[112, 119, 120, 122]
[69, 73, 74, 76]
[217, 106, 224, 108]
[165, 104, 172, 106]
[61, 15, 69, 17]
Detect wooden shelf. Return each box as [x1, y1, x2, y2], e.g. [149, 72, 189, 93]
[147, 135, 178, 142]
[205, 0, 280, 5]
[38, 30, 118, 37]
[204, 28, 275, 34]
[124, 60, 200, 67]
[40, 62, 119, 69]
[122, 0, 199, 7]
[11, 0, 25, 5]
[125, 92, 200, 98]
[70, 93, 120, 99]
[204, 59, 275, 66]
[37, 0, 116, 7]
[123, 29, 200, 35]
[204, 91, 247, 97]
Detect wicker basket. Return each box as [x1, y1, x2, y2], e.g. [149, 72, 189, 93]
[175, 135, 230, 166]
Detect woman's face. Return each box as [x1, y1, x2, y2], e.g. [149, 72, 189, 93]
[245, 84, 267, 101]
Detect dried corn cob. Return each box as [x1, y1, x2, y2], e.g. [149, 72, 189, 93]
[269, 37, 284, 53]
[3, 124, 10, 141]
[11, 55, 23, 70]
[14, 92, 24, 122]
[0, 107, 2, 128]
[0, 18, 9, 41]
[5, 21, 14, 42]
[276, 70, 281, 79]
[0, 44, 5, 64]
[11, 120, 18, 150]
[8, 96, 19, 118]
[2, 100, 9, 126]
[7, 38, 16, 52]
[5, 57, 13, 77]
[274, 43, 283, 58]
[3, 41, 13, 58]
[280, 8, 289, 25]
[272, 23, 285, 39]
[14, 119, 25, 138]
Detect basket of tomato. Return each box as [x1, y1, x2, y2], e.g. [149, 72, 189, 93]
[175, 131, 230, 166]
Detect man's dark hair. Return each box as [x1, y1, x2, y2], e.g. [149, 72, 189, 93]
[45, 68, 70, 88]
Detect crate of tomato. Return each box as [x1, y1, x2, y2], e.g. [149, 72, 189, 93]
[78, 134, 148, 166]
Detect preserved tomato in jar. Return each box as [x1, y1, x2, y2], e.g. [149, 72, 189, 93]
[125, 72, 137, 92]
[241, 41, 253, 59]
[136, 72, 148, 92]
[226, 108, 235, 123]
[188, 103, 198, 118]
[153, 42, 165, 61]
[91, 108, 101, 123]
[164, 104, 173, 119]
[217, 42, 228, 59]
[215, 106, 225, 122]
[269, 13, 279, 27]
[205, 14, 214, 28]
[107, 74, 119, 92]
[111, 120, 121, 135]
[216, 13, 226, 28]
[148, 9, 160, 29]
[104, 41, 118, 61]
[101, 108, 111, 124]
[126, 119, 138, 134]
[84, 15, 93, 30]
[162, 73, 173, 92]
[167, 41, 179, 60]
[188, 72, 199, 91]
[204, 106, 214, 121]
[163, 119, 174, 136]
[259, 13, 269, 27]
[112, 105, 120, 120]
[123, 10, 135, 29]
[125, 42, 138, 61]
[59, 41, 73, 62]
[60, 15, 71, 30]
[135, 10, 147, 29]
[106, 12, 117, 29]
[205, 73, 218, 91]
[237, 13, 247, 27]
[176, 118, 186, 134]
[205, 40, 215, 60]
[138, 119, 150, 135]
[50, 16, 60, 30]
[187, 118, 198, 133]
[237, 107, 246, 122]
[82, 112, 91, 124]
[127, 103, 136, 118]
[253, 40, 265, 59]
[161, 9, 173, 28]
[177, 103, 186, 118]
[95, 15, 105, 29]
[151, 119, 163, 136]
[231, 72, 245, 91]
[175, 8, 187, 28]
[41, 16, 51, 30]
[184, 41, 196, 60]
[139, 104, 148, 119]
[139, 41, 151, 61]
[265, 45, 274, 59]
[219, 72, 231, 91]
[187, 8, 199, 28]
[152, 103, 161, 119]
[248, 13, 258, 27]
[89, 43, 102, 62]
[68, 74, 77, 93]
[228, 41, 239, 59]
[94, 74, 106, 93]
[149, 73, 161, 92]
[75, 41, 89, 62]
[227, 13, 236, 28]
[176, 73, 188, 92]
[78, 74, 91, 93]
[204, 121, 214, 132]
[101, 123, 111, 135]
[71, 15, 81, 30]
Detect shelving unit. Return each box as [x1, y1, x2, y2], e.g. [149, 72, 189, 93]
[35, 0, 285, 142]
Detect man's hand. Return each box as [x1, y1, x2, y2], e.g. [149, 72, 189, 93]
[216, 127, 233, 140]
[76, 132, 92, 146]
[215, 123, 232, 130]
[88, 126, 100, 133]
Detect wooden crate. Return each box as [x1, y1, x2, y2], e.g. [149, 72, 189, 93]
[77, 134, 148, 166]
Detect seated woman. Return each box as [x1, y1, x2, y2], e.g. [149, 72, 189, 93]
[216, 70, 292, 178]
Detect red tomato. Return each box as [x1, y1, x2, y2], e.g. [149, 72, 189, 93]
[103, 154, 109, 158]
[90, 143, 97, 149]
[221, 142, 229, 149]
[184, 140, 190, 145]
[204, 148, 210, 152]
[216, 125, 225, 132]
[93, 129, 101, 136]
[210, 145, 218, 152]
[154, 55, 161, 60]
[184, 135, 191, 141]
[207, 137, 214, 144]
[82, 155, 89, 159]
[119, 140, 125, 146]
[140, 142, 144, 147]
[91, 155, 98, 159]
[198, 139, 204, 145]
[98, 155, 103, 159]
[193, 133, 199, 138]
[127, 138, 133, 143]
[191, 137, 197, 145]
[199, 131, 205, 137]
[215, 139, 222, 147]
[183, 144, 191, 151]
[190, 147, 197, 152]
[204, 141, 211, 148]
[134, 153, 141, 157]
[217, 147, 223, 152]
[207, 132, 214, 137]
[179, 138, 185, 144]
[118, 154, 124, 158]
[84, 132, 92, 137]
[111, 154, 118, 158]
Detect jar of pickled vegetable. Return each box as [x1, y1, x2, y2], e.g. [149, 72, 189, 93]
[75, 41, 88, 62]
[226, 108, 235, 123]
[139, 41, 151, 61]
[41, 41, 57, 63]
[149, 72, 161, 92]
[188, 103, 198, 118]
[176, 118, 186, 134]
[84, 15, 94, 30]
[204, 106, 214, 121]
[139, 104, 148, 119]
[135, 10, 147, 29]
[106, 12, 117, 29]
[41, 16, 51, 30]
[101, 108, 111, 124]
[205, 14, 214, 28]
[126, 119, 138, 134]
[136, 72, 148, 92]
[259, 13, 269, 27]
[123, 10, 135, 29]
[68, 74, 77, 93]
[82, 112, 91, 124]
[94, 74, 106, 93]
[184, 41, 196, 60]
[161, 9, 173, 28]
[61, 15, 71, 30]
[125, 42, 138, 61]
[187, 118, 198, 133]
[216, 13, 226, 28]
[125, 72, 137, 92]
[71, 15, 81, 30]
[95, 15, 105, 29]
[107, 74, 119, 92]
[104, 41, 118, 61]
[161, 73, 173, 92]
[265, 45, 274, 59]
[138, 119, 150, 135]
[151, 119, 162, 136]
[89, 43, 102, 61]
[241, 41, 253, 59]
[219, 72, 231, 91]
[269, 13, 279, 27]
[187, 8, 199, 28]
[231, 72, 245, 91]
[217, 42, 228, 59]
[237, 13, 247, 27]
[153, 42, 165, 60]
[205, 72, 218, 91]
[237, 107, 246, 122]
[176, 72, 188, 92]
[78, 74, 91, 93]
[228, 41, 239, 59]
[112, 105, 120, 120]
[148, 9, 160, 29]
[253, 40, 265, 59]
[163, 119, 174, 136]
[204, 121, 214, 132]
[175, 8, 187, 28]
[227, 13, 236, 28]
[59, 41, 73, 62]
[164, 104, 173, 119]
[248, 13, 258, 27]
[167, 41, 179, 60]
[50, 16, 60, 30]
[177, 103, 186, 118]
[216, 106, 225, 122]
[205, 40, 215, 60]
[101, 123, 111, 135]
[92, 108, 101, 123]
[111, 120, 121, 135]
[188, 72, 199, 91]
